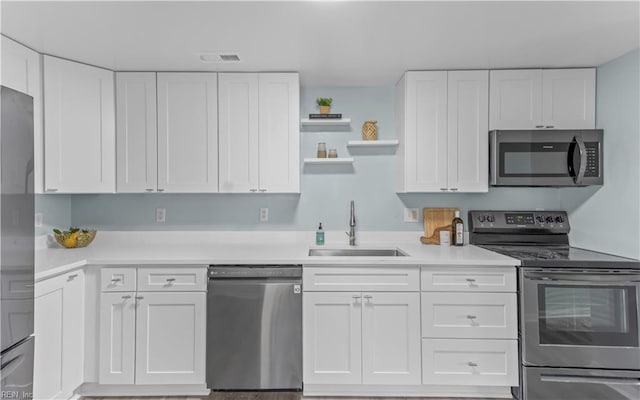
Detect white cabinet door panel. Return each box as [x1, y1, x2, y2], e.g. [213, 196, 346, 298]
[258, 73, 300, 193]
[303, 292, 362, 385]
[134, 292, 206, 384]
[421, 292, 517, 339]
[157, 73, 218, 192]
[218, 73, 259, 193]
[63, 271, 85, 394]
[447, 70, 489, 193]
[33, 280, 64, 399]
[542, 68, 596, 129]
[404, 71, 448, 192]
[362, 292, 421, 385]
[99, 292, 136, 384]
[116, 72, 158, 192]
[422, 339, 518, 386]
[489, 69, 542, 130]
[43, 55, 115, 193]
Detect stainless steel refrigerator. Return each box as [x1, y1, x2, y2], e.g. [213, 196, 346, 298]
[0, 86, 35, 399]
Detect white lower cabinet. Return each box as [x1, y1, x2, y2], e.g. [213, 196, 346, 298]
[34, 270, 85, 399]
[98, 267, 206, 386]
[303, 267, 421, 388]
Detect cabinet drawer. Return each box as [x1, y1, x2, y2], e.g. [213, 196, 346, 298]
[101, 268, 137, 292]
[421, 293, 517, 339]
[137, 267, 206, 292]
[3, 271, 35, 299]
[422, 339, 518, 386]
[421, 267, 516, 292]
[303, 267, 419, 292]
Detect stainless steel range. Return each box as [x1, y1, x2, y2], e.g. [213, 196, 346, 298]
[469, 210, 640, 400]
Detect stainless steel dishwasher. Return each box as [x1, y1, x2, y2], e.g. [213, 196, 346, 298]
[206, 265, 302, 391]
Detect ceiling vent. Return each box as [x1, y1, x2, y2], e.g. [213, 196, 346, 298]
[199, 53, 241, 63]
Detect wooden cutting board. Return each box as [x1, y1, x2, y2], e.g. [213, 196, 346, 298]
[420, 207, 458, 245]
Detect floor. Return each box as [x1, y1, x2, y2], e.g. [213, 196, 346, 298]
[86, 394, 510, 400]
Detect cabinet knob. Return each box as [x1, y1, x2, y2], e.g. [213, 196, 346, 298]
[467, 362, 478, 367]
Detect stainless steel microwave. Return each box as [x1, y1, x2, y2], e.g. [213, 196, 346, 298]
[490, 129, 603, 187]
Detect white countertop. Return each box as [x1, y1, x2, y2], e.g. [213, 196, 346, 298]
[35, 230, 519, 281]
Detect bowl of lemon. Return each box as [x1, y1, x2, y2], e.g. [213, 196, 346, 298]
[53, 228, 97, 249]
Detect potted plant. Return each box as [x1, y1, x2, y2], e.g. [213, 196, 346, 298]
[316, 97, 332, 114]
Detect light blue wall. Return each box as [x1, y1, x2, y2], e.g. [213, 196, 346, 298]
[35, 194, 71, 235]
[560, 49, 640, 259]
[63, 86, 563, 231]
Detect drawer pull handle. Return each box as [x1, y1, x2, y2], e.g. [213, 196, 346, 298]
[352, 295, 361, 304]
[145, 188, 154, 192]
[111, 278, 121, 282]
[535, 125, 544, 128]
[157, 188, 165, 192]
[259, 189, 267, 192]
[466, 278, 476, 283]
[121, 295, 131, 299]
[545, 125, 555, 129]
[363, 295, 373, 303]
[466, 315, 477, 320]
[68, 274, 78, 279]
[166, 278, 176, 282]
[135, 296, 144, 300]
[250, 189, 257, 192]
[467, 362, 478, 367]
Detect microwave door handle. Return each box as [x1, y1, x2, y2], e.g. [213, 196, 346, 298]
[570, 135, 587, 184]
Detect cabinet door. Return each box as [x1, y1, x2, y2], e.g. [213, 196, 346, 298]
[34, 275, 65, 399]
[303, 292, 362, 384]
[489, 69, 542, 130]
[157, 73, 218, 193]
[116, 72, 158, 192]
[43, 55, 115, 193]
[218, 73, 259, 193]
[62, 271, 85, 394]
[404, 71, 448, 192]
[99, 292, 136, 384]
[1, 37, 44, 193]
[134, 292, 206, 384]
[542, 69, 595, 129]
[447, 70, 489, 193]
[258, 73, 300, 193]
[361, 292, 421, 385]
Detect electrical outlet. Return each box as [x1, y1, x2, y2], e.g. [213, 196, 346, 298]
[260, 208, 269, 222]
[156, 208, 166, 223]
[34, 213, 43, 227]
[404, 207, 419, 222]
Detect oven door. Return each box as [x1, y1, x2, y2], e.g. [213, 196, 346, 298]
[521, 268, 640, 370]
[490, 130, 603, 186]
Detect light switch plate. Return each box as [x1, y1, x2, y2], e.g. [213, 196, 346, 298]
[260, 208, 269, 222]
[156, 208, 166, 223]
[34, 213, 43, 227]
[404, 208, 420, 222]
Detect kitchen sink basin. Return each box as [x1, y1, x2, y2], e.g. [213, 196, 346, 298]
[308, 248, 408, 257]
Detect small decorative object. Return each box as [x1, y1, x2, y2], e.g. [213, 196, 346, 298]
[328, 149, 338, 158]
[316, 97, 333, 115]
[362, 120, 378, 140]
[53, 227, 97, 248]
[317, 142, 327, 158]
[439, 230, 451, 246]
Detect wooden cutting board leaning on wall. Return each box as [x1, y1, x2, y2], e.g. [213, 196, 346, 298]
[420, 208, 458, 244]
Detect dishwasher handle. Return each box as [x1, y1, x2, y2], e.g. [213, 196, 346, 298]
[208, 265, 302, 279]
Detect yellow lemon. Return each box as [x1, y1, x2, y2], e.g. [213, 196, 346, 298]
[63, 232, 79, 248]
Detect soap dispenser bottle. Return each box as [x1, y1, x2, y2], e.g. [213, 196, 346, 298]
[316, 223, 325, 246]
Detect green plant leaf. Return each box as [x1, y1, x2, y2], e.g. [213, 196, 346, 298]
[53, 228, 62, 235]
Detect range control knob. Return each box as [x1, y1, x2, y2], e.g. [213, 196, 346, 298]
[477, 215, 485, 223]
[487, 215, 495, 223]
[555, 216, 565, 223]
[545, 216, 555, 223]
[536, 216, 545, 224]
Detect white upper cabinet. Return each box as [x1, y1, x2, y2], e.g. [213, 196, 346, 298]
[218, 73, 299, 193]
[541, 68, 596, 129]
[156, 73, 218, 193]
[396, 70, 488, 193]
[447, 70, 489, 192]
[1, 38, 44, 193]
[116, 72, 158, 192]
[43, 55, 115, 193]
[489, 68, 595, 130]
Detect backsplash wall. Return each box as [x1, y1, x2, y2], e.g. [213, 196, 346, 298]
[41, 85, 567, 232]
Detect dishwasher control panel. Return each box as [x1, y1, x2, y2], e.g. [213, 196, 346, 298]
[208, 265, 302, 279]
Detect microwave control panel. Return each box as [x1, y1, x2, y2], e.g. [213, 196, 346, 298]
[584, 142, 600, 177]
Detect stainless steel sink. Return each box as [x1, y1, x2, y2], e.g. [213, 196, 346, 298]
[308, 248, 408, 257]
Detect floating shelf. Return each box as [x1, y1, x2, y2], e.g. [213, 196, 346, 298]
[300, 118, 351, 126]
[347, 140, 399, 147]
[303, 157, 354, 165]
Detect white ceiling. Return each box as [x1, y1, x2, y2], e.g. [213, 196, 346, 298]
[2, 1, 639, 86]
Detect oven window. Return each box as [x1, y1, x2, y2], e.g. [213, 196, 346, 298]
[500, 143, 570, 177]
[538, 285, 638, 347]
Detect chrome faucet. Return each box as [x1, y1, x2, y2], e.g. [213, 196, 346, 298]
[346, 200, 356, 246]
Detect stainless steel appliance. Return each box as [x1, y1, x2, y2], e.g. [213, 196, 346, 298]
[206, 265, 302, 391]
[490, 129, 603, 187]
[0, 86, 35, 399]
[469, 210, 640, 400]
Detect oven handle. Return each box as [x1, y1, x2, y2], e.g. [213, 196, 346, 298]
[525, 270, 640, 283]
[541, 374, 640, 386]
